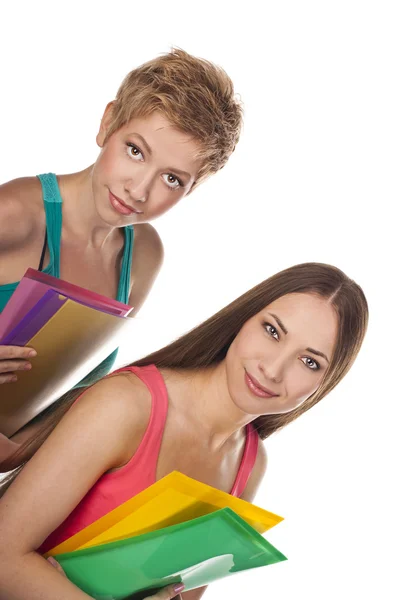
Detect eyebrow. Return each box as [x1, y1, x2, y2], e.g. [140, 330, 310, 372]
[306, 348, 329, 363]
[268, 312, 330, 363]
[269, 313, 288, 335]
[127, 132, 191, 180]
[128, 132, 153, 156]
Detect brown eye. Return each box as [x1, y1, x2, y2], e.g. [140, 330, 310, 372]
[162, 173, 182, 189]
[126, 143, 143, 159]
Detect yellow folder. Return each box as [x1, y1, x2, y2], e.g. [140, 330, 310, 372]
[0, 298, 133, 437]
[47, 471, 283, 557]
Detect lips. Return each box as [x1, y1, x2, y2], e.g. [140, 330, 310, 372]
[109, 190, 142, 216]
[244, 370, 278, 399]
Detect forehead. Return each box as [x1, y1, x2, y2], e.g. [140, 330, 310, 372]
[260, 293, 338, 355]
[120, 112, 203, 173]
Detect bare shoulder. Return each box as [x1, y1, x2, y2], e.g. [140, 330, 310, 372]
[240, 438, 268, 502]
[71, 371, 152, 438]
[129, 224, 164, 313]
[0, 177, 44, 251]
[132, 223, 164, 266]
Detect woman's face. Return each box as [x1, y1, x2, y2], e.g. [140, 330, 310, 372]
[226, 293, 338, 416]
[91, 108, 202, 226]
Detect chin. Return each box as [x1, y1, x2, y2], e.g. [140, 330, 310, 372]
[230, 392, 267, 417]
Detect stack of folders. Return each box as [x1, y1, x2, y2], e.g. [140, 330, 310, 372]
[45, 471, 287, 599]
[0, 268, 134, 437]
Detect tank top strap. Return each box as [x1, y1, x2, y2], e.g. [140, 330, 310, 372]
[37, 173, 62, 278]
[117, 225, 134, 304]
[230, 423, 259, 497]
[108, 364, 168, 477]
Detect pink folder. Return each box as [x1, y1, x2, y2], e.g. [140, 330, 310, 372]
[0, 298, 134, 436]
[0, 269, 133, 339]
[0, 290, 68, 346]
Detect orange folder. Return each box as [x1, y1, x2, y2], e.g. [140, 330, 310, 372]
[46, 471, 283, 557]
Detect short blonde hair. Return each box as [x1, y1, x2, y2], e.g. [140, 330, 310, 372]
[105, 48, 243, 187]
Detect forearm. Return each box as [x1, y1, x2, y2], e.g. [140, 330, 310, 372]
[1, 412, 51, 471]
[0, 434, 20, 472]
[0, 551, 92, 600]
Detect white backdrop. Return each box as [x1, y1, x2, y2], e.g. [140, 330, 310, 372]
[1, 1, 399, 598]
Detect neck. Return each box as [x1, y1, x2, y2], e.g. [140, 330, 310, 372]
[58, 166, 117, 248]
[165, 363, 256, 451]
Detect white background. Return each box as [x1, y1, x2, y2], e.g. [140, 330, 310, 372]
[1, 1, 399, 598]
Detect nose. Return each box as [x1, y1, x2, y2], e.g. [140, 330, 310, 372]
[124, 174, 151, 203]
[258, 354, 285, 384]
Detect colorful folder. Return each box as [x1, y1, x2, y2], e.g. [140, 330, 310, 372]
[46, 471, 284, 556]
[0, 290, 68, 346]
[0, 268, 132, 340]
[55, 508, 287, 599]
[0, 269, 134, 437]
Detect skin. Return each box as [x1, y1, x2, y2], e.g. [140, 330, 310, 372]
[0, 108, 203, 460]
[0, 292, 338, 599]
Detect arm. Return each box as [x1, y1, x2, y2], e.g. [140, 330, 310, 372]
[0, 178, 47, 398]
[128, 223, 164, 316]
[0, 374, 150, 599]
[0, 412, 53, 473]
[0, 434, 20, 469]
[0, 177, 42, 255]
[180, 441, 267, 600]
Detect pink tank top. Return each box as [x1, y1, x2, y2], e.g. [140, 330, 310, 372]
[38, 365, 259, 554]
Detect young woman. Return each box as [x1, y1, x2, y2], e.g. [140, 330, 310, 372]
[0, 262, 368, 599]
[0, 48, 243, 462]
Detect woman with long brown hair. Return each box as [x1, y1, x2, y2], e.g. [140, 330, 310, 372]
[0, 262, 368, 600]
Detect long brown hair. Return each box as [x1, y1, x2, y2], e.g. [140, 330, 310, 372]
[0, 262, 368, 494]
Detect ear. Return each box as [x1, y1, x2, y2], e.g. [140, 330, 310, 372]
[96, 101, 115, 148]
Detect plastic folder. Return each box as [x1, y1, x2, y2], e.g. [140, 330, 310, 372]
[47, 471, 283, 556]
[0, 290, 68, 346]
[0, 298, 134, 437]
[0, 268, 132, 340]
[55, 508, 287, 599]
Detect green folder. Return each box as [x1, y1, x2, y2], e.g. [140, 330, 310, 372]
[55, 508, 287, 599]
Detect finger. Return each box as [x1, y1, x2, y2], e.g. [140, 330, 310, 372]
[146, 583, 185, 599]
[0, 373, 18, 384]
[47, 557, 66, 577]
[0, 346, 37, 360]
[0, 360, 32, 374]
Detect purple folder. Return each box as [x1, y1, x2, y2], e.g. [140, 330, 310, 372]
[0, 290, 68, 346]
[0, 279, 130, 341]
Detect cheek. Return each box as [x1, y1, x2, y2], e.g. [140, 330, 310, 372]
[95, 143, 128, 178]
[286, 367, 323, 409]
[149, 182, 184, 213]
[94, 149, 115, 180]
[232, 327, 265, 360]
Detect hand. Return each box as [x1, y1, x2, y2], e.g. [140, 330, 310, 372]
[144, 583, 185, 599]
[47, 558, 185, 599]
[0, 345, 37, 384]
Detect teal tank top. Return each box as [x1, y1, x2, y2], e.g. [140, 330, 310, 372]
[0, 173, 134, 388]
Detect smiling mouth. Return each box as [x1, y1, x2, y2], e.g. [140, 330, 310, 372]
[109, 190, 143, 215]
[244, 370, 278, 399]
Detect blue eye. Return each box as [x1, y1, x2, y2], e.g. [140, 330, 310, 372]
[263, 322, 279, 340]
[301, 357, 320, 371]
